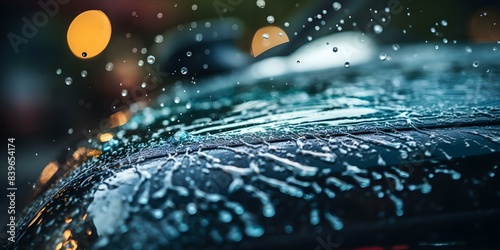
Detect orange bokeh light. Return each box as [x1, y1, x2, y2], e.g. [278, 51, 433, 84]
[67, 10, 112, 59]
[251, 26, 290, 57]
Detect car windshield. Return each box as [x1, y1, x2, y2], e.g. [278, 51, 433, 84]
[2, 0, 500, 249]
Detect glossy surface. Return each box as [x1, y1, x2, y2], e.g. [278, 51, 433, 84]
[7, 44, 500, 249]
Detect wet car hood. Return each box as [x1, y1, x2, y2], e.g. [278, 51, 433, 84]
[7, 43, 500, 249]
[109, 43, 500, 152]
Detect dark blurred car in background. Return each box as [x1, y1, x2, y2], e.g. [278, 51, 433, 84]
[1, 0, 500, 249]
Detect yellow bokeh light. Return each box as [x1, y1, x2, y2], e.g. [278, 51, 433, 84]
[251, 26, 290, 57]
[71, 147, 102, 161]
[109, 110, 131, 128]
[67, 10, 112, 59]
[38, 162, 59, 185]
[27, 206, 46, 227]
[99, 133, 114, 142]
[62, 229, 72, 240]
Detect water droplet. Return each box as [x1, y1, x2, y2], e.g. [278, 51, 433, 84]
[465, 46, 472, 53]
[284, 22, 290, 27]
[262, 204, 275, 218]
[332, 2, 342, 11]
[245, 225, 264, 238]
[174, 96, 180, 103]
[472, 61, 479, 67]
[430, 27, 436, 33]
[82, 52, 87, 57]
[493, 46, 497, 51]
[332, 47, 338, 52]
[441, 20, 448, 26]
[56, 68, 62, 75]
[147, 55, 155, 64]
[195, 33, 203, 42]
[67, 128, 73, 134]
[262, 33, 269, 39]
[373, 24, 383, 34]
[186, 51, 192, 57]
[141, 48, 147, 54]
[216, 210, 232, 223]
[157, 12, 163, 19]
[65, 77, 73, 85]
[121, 89, 128, 97]
[152, 209, 163, 219]
[191, 4, 198, 11]
[141, 82, 147, 88]
[154, 35, 164, 43]
[138, 60, 144, 66]
[266, 15, 275, 24]
[105, 62, 114, 71]
[296, 60, 300, 64]
[392, 43, 400, 51]
[379, 52, 387, 61]
[227, 226, 242, 242]
[256, 0, 266, 8]
[186, 203, 197, 215]
[307, 36, 313, 41]
[173, 130, 188, 142]
[80, 70, 88, 78]
[180, 67, 188, 75]
[344, 62, 350, 68]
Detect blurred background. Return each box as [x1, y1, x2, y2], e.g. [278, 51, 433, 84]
[1, 0, 499, 228]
